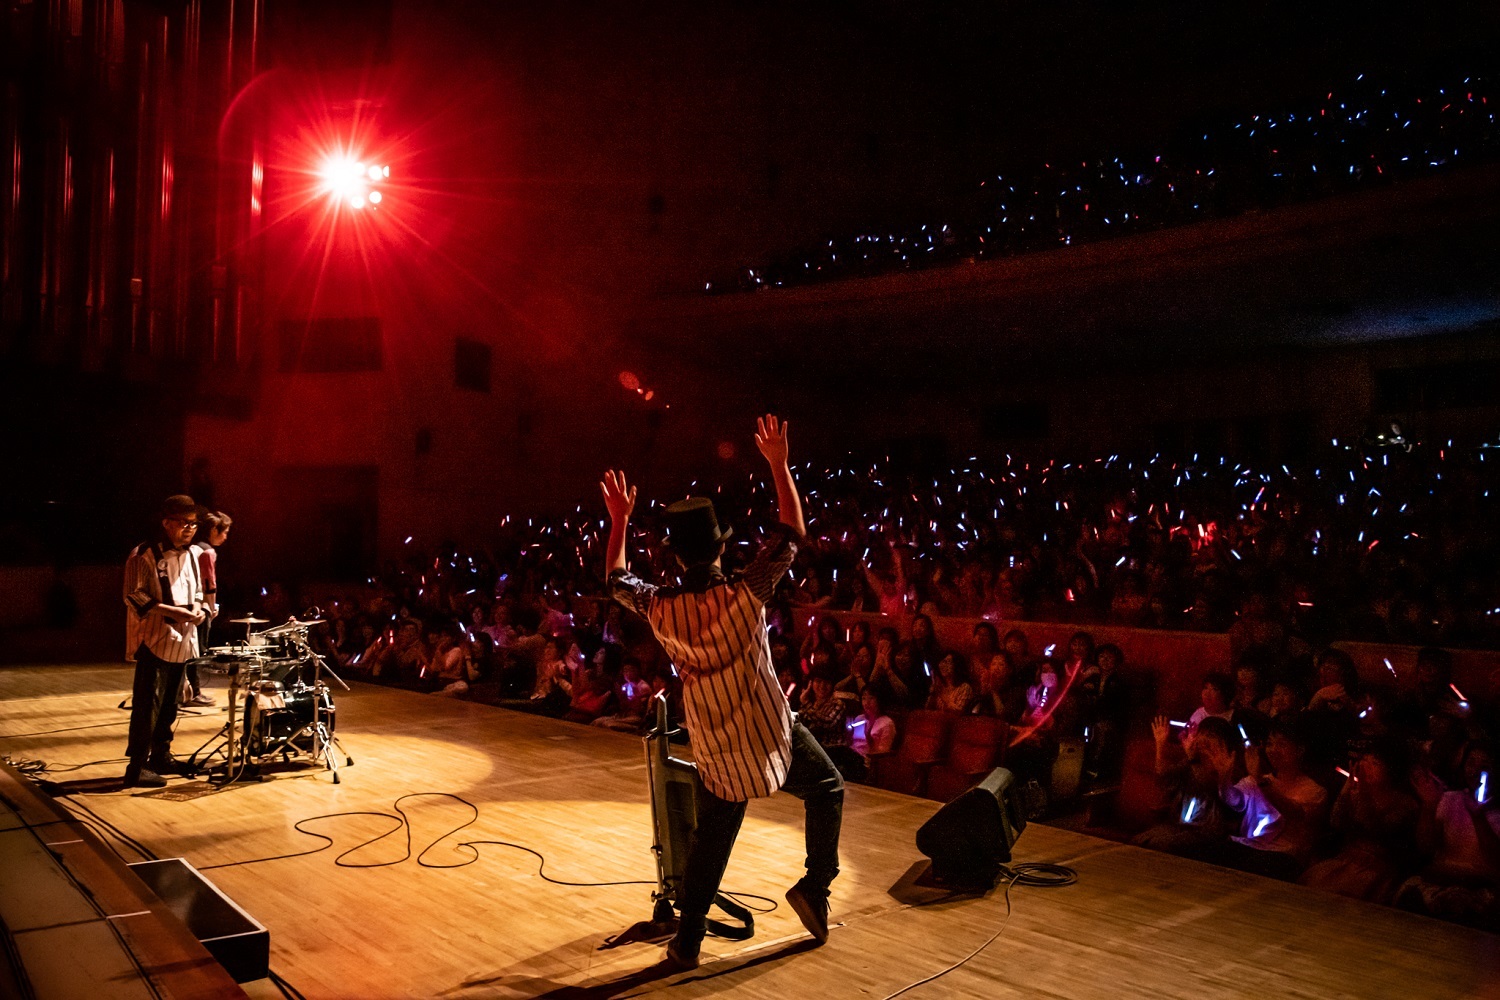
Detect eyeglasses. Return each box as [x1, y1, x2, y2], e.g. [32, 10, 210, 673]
[168, 519, 200, 530]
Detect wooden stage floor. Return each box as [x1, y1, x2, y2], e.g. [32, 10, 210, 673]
[2, 662, 1497, 1000]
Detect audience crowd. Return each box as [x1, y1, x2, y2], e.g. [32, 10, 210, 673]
[240, 431, 1500, 930]
[1130, 635, 1498, 931]
[299, 432, 1500, 651]
[704, 68, 1499, 293]
[676, 432, 1496, 648]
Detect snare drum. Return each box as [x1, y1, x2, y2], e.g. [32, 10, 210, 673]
[248, 633, 293, 657]
[197, 649, 267, 675]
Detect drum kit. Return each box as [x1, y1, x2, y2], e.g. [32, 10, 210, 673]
[185, 613, 354, 784]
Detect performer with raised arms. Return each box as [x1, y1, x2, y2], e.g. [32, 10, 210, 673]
[603, 415, 844, 970]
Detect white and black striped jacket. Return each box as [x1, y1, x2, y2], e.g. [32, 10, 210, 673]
[610, 525, 798, 801]
[123, 540, 204, 663]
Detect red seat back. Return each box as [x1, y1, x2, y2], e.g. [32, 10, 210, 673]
[944, 715, 1005, 774]
[896, 709, 953, 763]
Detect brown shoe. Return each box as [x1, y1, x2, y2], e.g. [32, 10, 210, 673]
[785, 884, 830, 944]
[664, 937, 700, 971]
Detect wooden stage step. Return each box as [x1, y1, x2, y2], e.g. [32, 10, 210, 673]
[1, 663, 1497, 999]
[0, 759, 246, 999]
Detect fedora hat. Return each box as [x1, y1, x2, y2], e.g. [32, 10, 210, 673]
[663, 498, 732, 561]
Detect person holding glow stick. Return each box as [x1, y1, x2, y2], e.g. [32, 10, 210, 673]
[1300, 739, 1421, 903]
[1400, 742, 1500, 926]
[1135, 717, 1244, 856]
[850, 687, 897, 768]
[1209, 717, 1329, 880]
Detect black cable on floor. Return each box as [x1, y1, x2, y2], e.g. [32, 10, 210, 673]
[4, 756, 46, 776]
[268, 969, 308, 1000]
[198, 791, 777, 913]
[200, 791, 653, 883]
[4, 755, 129, 777]
[75, 813, 152, 864]
[0, 720, 131, 739]
[880, 861, 1078, 1000]
[998, 861, 1079, 888]
[60, 796, 159, 863]
[44, 757, 130, 773]
[1, 770, 149, 866]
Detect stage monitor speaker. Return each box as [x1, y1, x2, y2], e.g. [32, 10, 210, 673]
[915, 767, 1027, 888]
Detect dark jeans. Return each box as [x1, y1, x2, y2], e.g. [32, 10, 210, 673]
[184, 660, 203, 697]
[190, 621, 213, 695]
[678, 721, 844, 930]
[126, 644, 186, 769]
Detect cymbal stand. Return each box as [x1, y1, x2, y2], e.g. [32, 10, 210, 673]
[289, 633, 354, 784]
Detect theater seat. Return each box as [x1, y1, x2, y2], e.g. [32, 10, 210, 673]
[924, 715, 1008, 802]
[871, 709, 953, 796]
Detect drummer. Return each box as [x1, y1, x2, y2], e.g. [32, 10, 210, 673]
[186, 509, 232, 707]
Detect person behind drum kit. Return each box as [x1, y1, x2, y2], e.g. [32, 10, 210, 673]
[121, 495, 208, 788]
[185, 509, 232, 708]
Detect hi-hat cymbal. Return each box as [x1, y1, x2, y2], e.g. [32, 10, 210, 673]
[230, 616, 269, 624]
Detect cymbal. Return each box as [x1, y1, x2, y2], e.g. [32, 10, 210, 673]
[263, 616, 325, 634]
[230, 616, 270, 624]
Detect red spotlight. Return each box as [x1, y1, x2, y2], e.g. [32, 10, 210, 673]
[318, 154, 390, 210]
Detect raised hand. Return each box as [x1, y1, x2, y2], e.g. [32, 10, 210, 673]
[600, 469, 637, 523]
[754, 414, 791, 468]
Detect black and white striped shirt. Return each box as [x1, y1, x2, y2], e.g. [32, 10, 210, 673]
[610, 526, 798, 801]
[123, 541, 203, 663]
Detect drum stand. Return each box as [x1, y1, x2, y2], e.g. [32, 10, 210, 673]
[186, 662, 264, 784]
[298, 646, 353, 783]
